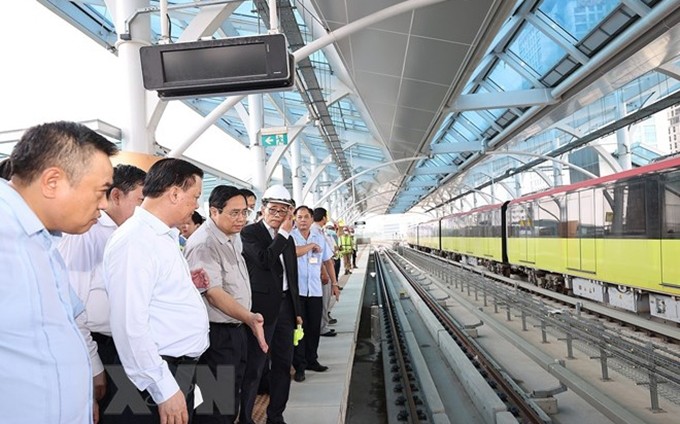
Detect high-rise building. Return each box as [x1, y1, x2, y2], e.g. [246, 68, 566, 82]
[668, 104, 680, 153]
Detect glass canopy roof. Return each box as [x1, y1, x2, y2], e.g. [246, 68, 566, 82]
[9, 0, 680, 221]
[389, 0, 677, 214]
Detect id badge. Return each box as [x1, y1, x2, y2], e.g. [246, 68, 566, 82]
[309, 256, 319, 264]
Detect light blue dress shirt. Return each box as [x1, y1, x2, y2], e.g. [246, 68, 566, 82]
[291, 227, 332, 297]
[0, 180, 92, 423]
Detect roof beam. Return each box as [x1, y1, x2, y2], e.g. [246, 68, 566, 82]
[413, 165, 458, 175]
[430, 141, 483, 154]
[451, 89, 556, 112]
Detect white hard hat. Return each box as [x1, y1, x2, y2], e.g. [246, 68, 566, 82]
[262, 184, 293, 207]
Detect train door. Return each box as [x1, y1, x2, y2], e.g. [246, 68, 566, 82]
[567, 190, 597, 273]
[661, 175, 680, 287]
[516, 202, 535, 263]
[566, 192, 581, 270]
[579, 189, 597, 273]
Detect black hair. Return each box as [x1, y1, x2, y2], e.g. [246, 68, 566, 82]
[108, 164, 146, 197]
[312, 207, 327, 223]
[142, 158, 204, 198]
[209, 185, 246, 210]
[239, 188, 256, 199]
[294, 205, 314, 217]
[0, 158, 12, 180]
[10, 121, 118, 184]
[190, 211, 205, 225]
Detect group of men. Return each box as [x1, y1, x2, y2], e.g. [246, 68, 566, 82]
[0, 121, 349, 424]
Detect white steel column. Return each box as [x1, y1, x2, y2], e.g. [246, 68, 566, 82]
[249, 94, 265, 194]
[115, 0, 152, 153]
[291, 139, 303, 205]
[310, 156, 319, 204]
[615, 91, 632, 170]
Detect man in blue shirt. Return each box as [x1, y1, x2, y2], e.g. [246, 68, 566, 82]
[290, 206, 339, 383]
[0, 121, 118, 424]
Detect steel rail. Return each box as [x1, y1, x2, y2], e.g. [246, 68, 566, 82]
[382, 249, 548, 424]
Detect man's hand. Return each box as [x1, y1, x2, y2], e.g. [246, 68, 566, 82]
[280, 209, 294, 233]
[332, 284, 341, 301]
[190, 268, 210, 290]
[296, 316, 303, 326]
[158, 390, 188, 424]
[247, 312, 268, 353]
[309, 243, 321, 253]
[93, 398, 100, 424]
[93, 371, 106, 401]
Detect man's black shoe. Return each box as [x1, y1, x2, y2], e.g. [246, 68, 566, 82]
[328, 318, 338, 325]
[321, 330, 337, 337]
[293, 370, 305, 382]
[307, 363, 329, 372]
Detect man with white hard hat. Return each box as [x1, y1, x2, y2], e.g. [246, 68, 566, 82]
[238, 184, 302, 424]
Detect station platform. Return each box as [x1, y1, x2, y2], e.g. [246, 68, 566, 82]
[251, 248, 369, 424]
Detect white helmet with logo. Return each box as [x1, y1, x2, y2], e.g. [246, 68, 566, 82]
[262, 184, 293, 207]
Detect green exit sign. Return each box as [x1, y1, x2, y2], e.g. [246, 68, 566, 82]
[261, 131, 288, 147]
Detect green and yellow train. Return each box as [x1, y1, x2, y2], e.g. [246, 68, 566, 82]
[408, 156, 680, 323]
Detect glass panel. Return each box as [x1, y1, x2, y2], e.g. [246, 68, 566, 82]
[461, 112, 490, 133]
[663, 175, 680, 239]
[508, 22, 567, 76]
[604, 181, 647, 238]
[487, 59, 534, 92]
[537, 197, 561, 237]
[538, 0, 620, 41]
[566, 192, 579, 238]
[579, 189, 596, 236]
[452, 121, 476, 141]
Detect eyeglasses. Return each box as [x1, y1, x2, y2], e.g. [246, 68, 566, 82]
[266, 207, 289, 216]
[220, 208, 252, 219]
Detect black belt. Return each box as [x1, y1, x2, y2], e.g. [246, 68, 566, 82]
[212, 322, 242, 328]
[91, 332, 113, 344]
[161, 355, 199, 365]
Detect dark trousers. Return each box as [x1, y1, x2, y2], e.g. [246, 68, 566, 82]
[95, 332, 198, 424]
[239, 294, 295, 424]
[195, 323, 247, 424]
[333, 258, 341, 279]
[293, 296, 323, 372]
[352, 249, 357, 268]
[93, 332, 126, 424]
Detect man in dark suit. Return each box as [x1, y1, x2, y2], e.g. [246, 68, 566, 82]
[238, 184, 302, 424]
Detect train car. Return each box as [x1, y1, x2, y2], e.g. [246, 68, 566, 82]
[406, 224, 418, 248]
[440, 204, 506, 269]
[506, 156, 680, 322]
[417, 218, 441, 252]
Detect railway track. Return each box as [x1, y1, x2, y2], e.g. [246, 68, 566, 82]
[394, 246, 680, 416]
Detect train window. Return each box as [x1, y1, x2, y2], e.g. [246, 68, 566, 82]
[566, 192, 579, 238]
[579, 189, 597, 237]
[537, 197, 560, 237]
[508, 202, 534, 237]
[662, 176, 680, 239]
[604, 181, 647, 238]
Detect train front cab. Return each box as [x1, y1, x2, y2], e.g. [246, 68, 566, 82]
[506, 158, 680, 323]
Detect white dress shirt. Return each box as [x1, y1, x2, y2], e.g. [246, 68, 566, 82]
[263, 220, 289, 291]
[58, 211, 117, 376]
[0, 180, 92, 423]
[103, 207, 209, 404]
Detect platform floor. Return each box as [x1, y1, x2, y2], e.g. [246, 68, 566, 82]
[251, 249, 368, 424]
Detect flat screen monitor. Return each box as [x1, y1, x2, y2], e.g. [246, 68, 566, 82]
[140, 34, 295, 99]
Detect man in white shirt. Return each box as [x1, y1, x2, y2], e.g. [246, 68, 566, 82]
[0, 121, 117, 424]
[103, 158, 209, 424]
[58, 164, 146, 422]
[291, 206, 339, 383]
